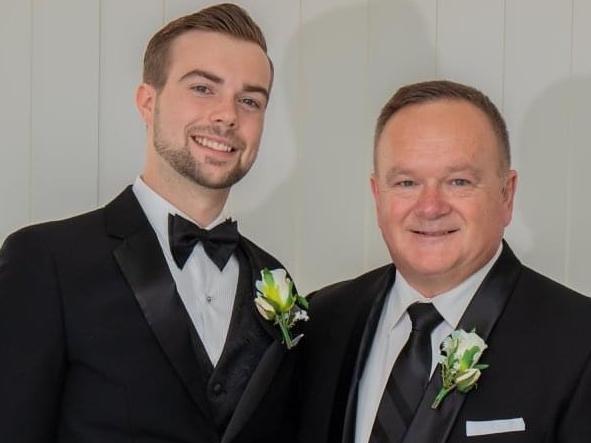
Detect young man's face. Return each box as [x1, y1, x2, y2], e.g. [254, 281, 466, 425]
[140, 30, 272, 190]
[371, 99, 517, 296]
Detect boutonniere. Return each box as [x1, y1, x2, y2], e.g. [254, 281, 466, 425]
[431, 329, 489, 409]
[254, 268, 309, 349]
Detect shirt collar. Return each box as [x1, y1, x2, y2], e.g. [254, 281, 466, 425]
[388, 244, 503, 330]
[132, 176, 229, 243]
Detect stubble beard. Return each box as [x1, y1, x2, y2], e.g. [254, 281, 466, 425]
[153, 109, 252, 190]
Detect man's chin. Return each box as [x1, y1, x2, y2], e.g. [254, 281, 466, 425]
[187, 169, 247, 190]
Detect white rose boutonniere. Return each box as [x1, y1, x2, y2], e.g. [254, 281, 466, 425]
[255, 268, 309, 349]
[431, 329, 489, 409]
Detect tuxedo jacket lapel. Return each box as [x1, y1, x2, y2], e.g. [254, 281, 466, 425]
[342, 266, 396, 443]
[221, 237, 289, 443]
[106, 187, 212, 420]
[401, 243, 523, 443]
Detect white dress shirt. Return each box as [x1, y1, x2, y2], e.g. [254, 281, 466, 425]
[355, 246, 502, 443]
[132, 177, 239, 366]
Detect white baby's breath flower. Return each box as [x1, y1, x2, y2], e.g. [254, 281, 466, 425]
[293, 310, 309, 322]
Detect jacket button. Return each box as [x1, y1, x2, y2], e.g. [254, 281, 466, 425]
[213, 383, 223, 395]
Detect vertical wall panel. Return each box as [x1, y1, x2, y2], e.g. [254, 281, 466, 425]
[297, 0, 370, 293]
[31, 0, 100, 222]
[164, 0, 209, 20]
[0, 0, 31, 242]
[437, 0, 505, 106]
[503, 0, 572, 283]
[365, 0, 438, 270]
[98, 0, 163, 205]
[567, 0, 591, 294]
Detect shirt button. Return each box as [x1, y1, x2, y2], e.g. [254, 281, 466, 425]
[213, 383, 223, 395]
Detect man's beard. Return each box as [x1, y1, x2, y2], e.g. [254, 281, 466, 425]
[153, 119, 251, 190]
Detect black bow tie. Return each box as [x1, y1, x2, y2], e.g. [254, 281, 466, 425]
[168, 213, 239, 271]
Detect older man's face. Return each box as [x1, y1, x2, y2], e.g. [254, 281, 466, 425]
[371, 99, 517, 297]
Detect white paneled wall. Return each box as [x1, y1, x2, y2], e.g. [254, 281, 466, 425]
[0, 0, 31, 236]
[1, 0, 590, 295]
[31, 0, 100, 220]
[98, 0, 162, 205]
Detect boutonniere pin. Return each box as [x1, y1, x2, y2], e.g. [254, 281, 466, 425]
[431, 329, 489, 409]
[255, 268, 309, 349]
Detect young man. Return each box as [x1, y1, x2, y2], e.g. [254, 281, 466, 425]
[301, 80, 591, 443]
[0, 4, 301, 443]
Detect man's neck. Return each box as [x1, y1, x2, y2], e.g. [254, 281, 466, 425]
[399, 245, 503, 298]
[141, 170, 229, 227]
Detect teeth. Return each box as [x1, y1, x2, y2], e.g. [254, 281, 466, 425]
[194, 136, 233, 152]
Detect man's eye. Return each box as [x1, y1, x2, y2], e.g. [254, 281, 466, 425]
[396, 180, 415, 188]
[450, 178, 471, 186]
[239, 97, 261, 110]
[191, 85, 212, 95]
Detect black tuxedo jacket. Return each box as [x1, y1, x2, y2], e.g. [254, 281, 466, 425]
[299, 244, 591, 443]
[0, 187, 299, 443]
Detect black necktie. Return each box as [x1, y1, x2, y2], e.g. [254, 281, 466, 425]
[168, 213, 239, 271]
[370, 303, 443, 443]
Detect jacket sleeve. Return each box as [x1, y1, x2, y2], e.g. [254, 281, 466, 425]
[0, 228, 66, 442]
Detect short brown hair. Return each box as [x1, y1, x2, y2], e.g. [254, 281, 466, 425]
[143, 3, 272, 90]
[374, 80, 510, 170]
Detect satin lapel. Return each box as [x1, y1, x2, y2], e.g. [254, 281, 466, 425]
[401, 243, 522, 443]
[108, 190, 211, 420]
[221, 237, 287, 443]
[342, 266, 396, 443]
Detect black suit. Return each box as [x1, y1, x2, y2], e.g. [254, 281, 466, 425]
[300, 244, 591, 443]
[0, 187, 299, 443]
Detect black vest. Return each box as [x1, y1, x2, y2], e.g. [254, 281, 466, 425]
[188, 247, 272, 434]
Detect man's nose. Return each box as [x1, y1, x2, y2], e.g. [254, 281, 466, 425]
[210, 97, 238, 129]
[414, 185, 451, 219]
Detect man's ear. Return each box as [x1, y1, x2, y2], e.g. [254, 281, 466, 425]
[370, 173, 379, 200]
[502, 169, 518, 226]
[135, 83, 156, 126]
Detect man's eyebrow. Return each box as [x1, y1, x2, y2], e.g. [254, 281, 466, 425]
[446, 164, 481, 176]
[179, 69, 223, 84]
[384, 167, 409, 184]
[243, 84, 269, 102]
[179, 69, 269, 101]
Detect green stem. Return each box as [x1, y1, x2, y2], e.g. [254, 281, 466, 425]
[277, 316, 294, 349]
[431, 387, 452, 409]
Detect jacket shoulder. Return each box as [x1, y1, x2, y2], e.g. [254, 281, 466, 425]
[309, 264, 393, 315]
[3, 207, 106, 251]
[518, 265, 591, 321]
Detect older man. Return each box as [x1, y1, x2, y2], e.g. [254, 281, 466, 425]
[0, 4, 303, 443]
[300, 80, 591, 443]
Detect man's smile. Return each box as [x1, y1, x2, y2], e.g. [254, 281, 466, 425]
[410, 228, 460, 237]
[191, 135, 238, 153]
